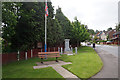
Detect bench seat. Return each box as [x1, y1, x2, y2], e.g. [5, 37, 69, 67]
[38, 52, 61, 63]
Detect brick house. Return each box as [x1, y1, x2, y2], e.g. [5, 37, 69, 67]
[112, 31, 120, 45]
[108, 30, 116, 40]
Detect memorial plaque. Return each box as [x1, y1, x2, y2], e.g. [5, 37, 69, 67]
[64, 39, 70, 52]
[64, 39, 73, 55]
[37, 42, 42, 48]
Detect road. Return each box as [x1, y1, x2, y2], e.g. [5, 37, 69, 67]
[94, 44, 118, 57]
[81, 42, 119, 57]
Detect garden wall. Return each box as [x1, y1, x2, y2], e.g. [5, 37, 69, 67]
[2, 47, 63, 64]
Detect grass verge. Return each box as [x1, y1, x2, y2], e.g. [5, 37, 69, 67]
[59, 46, 103, 79]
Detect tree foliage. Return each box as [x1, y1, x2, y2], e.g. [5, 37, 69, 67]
[2, 2, 90, 53]
[72, 17, 90, 46]
[55, 7, 73, 39]
[107, 27, 112, 31]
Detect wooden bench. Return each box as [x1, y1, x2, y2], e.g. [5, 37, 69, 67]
[38, 52, 61, 63]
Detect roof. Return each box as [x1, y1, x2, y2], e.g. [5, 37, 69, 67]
[98, 31, 102, 36]
[96, 32, 100, 36]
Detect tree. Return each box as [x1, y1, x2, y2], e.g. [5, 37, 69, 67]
[116, 23, 120, 32]
[14, 2, 54, 51]
[88, 29, 95, 35]
[107, 27, 112, 31]
[2, 2, 22, 52]
[95, 30, 99, 34]
[47, 19, 64, 47]
[72, 17, 90, 46]
[55, 7, 73, 39]
[2, 2, 55, 52]
[93, 35, 98, 43]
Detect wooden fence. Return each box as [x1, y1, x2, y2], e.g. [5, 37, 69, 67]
[2, 47, 64, 64]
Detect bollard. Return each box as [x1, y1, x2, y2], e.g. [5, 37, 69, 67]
[75, 47, 77, 54]
[58, 47, 60, 52]
[17, 51, 20, 61]
[31, 49, 33, 58]
[48, 48, 50, 52]
[54, 47, 55, 52]
[58, 47, 60, 54]
[25, 52, 27, 60]
[71, 47, 73, 53]
[61, 47, 63, 54]
[41, 49, 42, 52]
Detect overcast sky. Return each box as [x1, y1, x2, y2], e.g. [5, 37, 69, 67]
[52, 0, 119, 31]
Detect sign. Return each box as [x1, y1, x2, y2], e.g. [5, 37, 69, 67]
[37, 42, 42, 48]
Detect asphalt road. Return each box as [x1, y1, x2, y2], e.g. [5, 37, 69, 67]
[88, 44, 119, 58]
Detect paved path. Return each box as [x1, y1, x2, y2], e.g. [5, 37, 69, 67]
[52, 65, 79, 79]
[33, 61, 80, 80]
[92, 47, 118, 78]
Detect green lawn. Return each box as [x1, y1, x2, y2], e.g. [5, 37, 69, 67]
[2, 58, 64, 79]
[60, 46, 103, 79]
[2, 46, 103, 79]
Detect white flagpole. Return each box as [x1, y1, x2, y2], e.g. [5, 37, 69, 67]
[45, 0, 47, 52]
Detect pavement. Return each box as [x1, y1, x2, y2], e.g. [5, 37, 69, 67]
[33, 60, 80, 80]
[91, 46, 118, 78]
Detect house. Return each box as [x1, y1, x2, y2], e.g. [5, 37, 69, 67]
[100, 31, 107, 40]
[108, 29, 116, 40]
[96, 31, 107, 40]
[112, 31, 120, 45]
[96, 32, 102, 40]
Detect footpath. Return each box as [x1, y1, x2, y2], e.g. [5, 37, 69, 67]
[33, 61, 80, 80]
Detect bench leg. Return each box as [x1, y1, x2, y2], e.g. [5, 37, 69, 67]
[56, 57, 58, 62]
[41, 58, 43, 64]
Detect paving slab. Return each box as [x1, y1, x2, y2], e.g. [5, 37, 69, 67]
[33, 60, 80, 80]
[34, 61, 72, 69]
[52, 65, 80, 79]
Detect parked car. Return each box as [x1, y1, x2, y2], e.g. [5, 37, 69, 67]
[106, 41, 112, 44]
[87, 42, 91, 45]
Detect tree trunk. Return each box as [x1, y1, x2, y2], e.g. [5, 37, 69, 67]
[79, 41, 81, 46]
[77, 41, 79, 47]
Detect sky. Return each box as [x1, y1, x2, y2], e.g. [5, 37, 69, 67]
[51, 0, 119, 31]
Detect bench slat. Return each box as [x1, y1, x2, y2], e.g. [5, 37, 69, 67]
[38, 52, 59, 54]
[38, 54, 60, 56]
[38, 55, 61, 57]
[38, 56, 61, 57]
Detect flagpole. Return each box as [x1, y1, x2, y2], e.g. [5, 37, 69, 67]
[45, 0, 47, 52]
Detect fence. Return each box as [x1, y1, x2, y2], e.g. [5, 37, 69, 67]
[2, 47, 64, 64]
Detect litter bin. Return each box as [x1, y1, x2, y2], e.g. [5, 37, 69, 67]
[93, 43, 95, 48]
